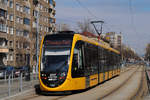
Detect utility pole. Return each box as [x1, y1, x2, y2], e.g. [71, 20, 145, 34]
[33, 0, 39, 74]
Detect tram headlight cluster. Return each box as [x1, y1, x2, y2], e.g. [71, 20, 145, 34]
[41, 73, 47, 80]
[59, 72, 66, 80]
[41, 72, 67, 88]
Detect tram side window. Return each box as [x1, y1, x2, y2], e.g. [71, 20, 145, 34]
[72, 41, 84, 78]
[84, 43, 98, 75]
[107, 51, 112, 71]
[112, 52, 116, 70]
[98, 47, 105, 73]
[111, 52, 116, 70]
[91, 45, 98, 74]
[113, 53, 116, 69]
[104, 50, 109, 72]
[117, 55, 121, 68]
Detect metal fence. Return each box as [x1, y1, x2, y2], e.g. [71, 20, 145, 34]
[0, 71, 39, 99]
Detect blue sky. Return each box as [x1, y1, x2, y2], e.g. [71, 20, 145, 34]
[55, 0, 150, 55]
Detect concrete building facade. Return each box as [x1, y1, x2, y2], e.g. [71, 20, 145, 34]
[105, 32, 122, 51]
[0, 0, 56, 67]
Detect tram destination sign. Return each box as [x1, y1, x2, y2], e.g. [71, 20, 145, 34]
[44, 40, 72, 46]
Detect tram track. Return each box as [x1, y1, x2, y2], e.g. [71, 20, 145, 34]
[19, 94, 66, 100]
[50, 66, 140, 100]
[130, 65, 148, 100]
[98, 67, 144, 100]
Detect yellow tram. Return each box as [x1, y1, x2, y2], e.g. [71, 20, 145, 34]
[38, 31, 121, 92]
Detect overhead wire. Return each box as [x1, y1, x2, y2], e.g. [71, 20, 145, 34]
[74, 0, 125, 33]
[74, 0, 99, 19]
[128, 0, 138, 34]
[57, 0, 124, 34]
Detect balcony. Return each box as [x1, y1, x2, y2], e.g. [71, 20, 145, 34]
[0, 24, 7, 33]
[0, 9, 7, 24]
[53, 0, 56, 7]
[24, 24, 31, 31]
[32, 21, 37, 28]
[0, 0, 7, 10]
[0, 38, 8, 53]
[0, 48, 9, 53]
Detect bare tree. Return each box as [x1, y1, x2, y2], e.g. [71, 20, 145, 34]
[77, 19, 95, 33]
[56, 23, 71, 32]
[121, 44, 140, 61]
[145, 43, 150, 61]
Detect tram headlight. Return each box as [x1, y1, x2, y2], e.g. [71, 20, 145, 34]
[41, 73, 46, 77]
[59, 72, 66, 80]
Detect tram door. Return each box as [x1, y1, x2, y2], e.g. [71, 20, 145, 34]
[82, 44, 90, 88]
[100, 48, 106, 82]
[85, 72, 90, 88]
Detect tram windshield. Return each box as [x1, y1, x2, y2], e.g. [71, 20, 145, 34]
[41, 47, 70, 73]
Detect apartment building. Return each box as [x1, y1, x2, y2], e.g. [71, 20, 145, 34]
[105, 32, 122, 51]
[0, 0, 56, 67]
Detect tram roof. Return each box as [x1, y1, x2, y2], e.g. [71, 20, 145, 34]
[44, 32, 120, 54]
[74, 34, 120, 54]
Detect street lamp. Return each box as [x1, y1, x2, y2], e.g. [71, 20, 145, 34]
[33, 0, 39, 74]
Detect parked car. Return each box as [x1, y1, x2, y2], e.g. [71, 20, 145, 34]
[0, 66, 6, 79]
[14, 66, 29, 77]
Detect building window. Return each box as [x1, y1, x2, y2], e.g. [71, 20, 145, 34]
[16, 16, 20, 23]
[49, 0, 53, 5]
[9, 1, 13, 8]
[16, 30, 23, 36]
[9, 54, 13, 61]
[20, 6, 23, 12]
[44, 26, 47, 32]
[46, 27, 49, 32]
[20, 18, 23, 24]
[39, 4, 43, 10]
[16, 3, 20, 11]
[23, 30, 29, 38]
[9, 41, 13, 47]
[49, 18, 53, 23]
[7, 14, 9, 20]
[16, 41, 18, 48]
[0, 9, 6, 18]
[24, 6, 30, 14]
[7, 26, 9, 34]
[49, 27, 52, 32]
[1, 0, 8, 5]
[9, 27, 13, 34]
[9, 14, 14, 21]
[23, 18, 30, 25]
[49, 8, 52, 13]
[0, 24, 6, 32]
[23, 42, 29, 49]
[16, 29, 20, 36]
[16, 16, 23, 24]
[33, 10, 38, 17]
[39, 25, 42, 31]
